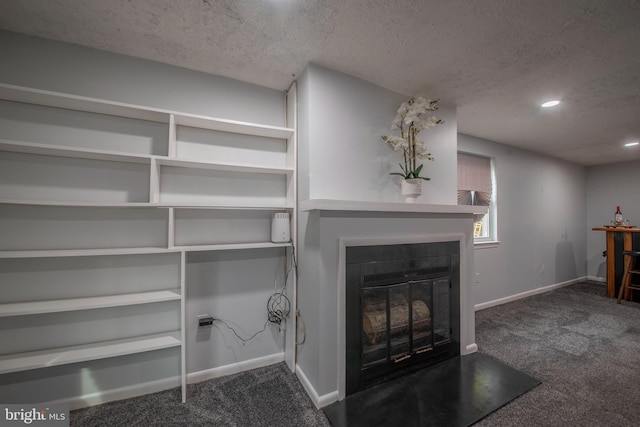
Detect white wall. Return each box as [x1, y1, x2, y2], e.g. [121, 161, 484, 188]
[0, 31, 289, 406]
[586, 159, 640, 278]
[295, 64, 468, 405]
[186, 250, 286, 371]
[296, 212, 476, 404]
[458, 134, 588, 306]
[300, 63, 457, 205]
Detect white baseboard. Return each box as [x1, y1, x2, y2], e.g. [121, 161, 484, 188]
[49, 353, 286, 411]
[317, 390, 340, 409]
[295, 364, 339, 409]
[475, 276, 587, 311]
[49, 376, 181, 411]
[187, 352, 285, 384]
[587, 275, 606, 283]
[465, 343, 478, 354]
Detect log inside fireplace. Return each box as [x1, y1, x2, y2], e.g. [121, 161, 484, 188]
[345, 242, 460, 395]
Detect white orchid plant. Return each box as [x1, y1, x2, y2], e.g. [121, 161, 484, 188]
[382, 96, 443, 181]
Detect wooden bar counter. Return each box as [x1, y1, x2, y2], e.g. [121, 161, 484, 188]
[592, 226, 640, 298]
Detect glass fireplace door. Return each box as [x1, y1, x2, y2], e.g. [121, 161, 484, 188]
[361, 279, 437, 368]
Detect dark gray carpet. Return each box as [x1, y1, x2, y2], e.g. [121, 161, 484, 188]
[474, 281, 640, 426]
[71, 362, 330, 427]
[71, 281, 640, 426]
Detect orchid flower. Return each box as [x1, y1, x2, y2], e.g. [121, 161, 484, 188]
[381, 97, 443, 180]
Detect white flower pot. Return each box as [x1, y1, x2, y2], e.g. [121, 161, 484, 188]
[401, 178, 422, 203]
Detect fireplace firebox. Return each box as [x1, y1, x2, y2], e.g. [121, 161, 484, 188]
[345, 241, 460, 395]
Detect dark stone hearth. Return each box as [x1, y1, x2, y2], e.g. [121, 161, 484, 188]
[323, 352, 540, 427]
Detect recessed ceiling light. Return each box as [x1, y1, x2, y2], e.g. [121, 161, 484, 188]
[624, 141, 639, 147]
[541, 100, 561, 108]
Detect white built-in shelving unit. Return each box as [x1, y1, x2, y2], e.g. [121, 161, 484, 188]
[0, 83, 296, 404]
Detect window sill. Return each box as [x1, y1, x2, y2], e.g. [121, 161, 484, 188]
[474, 240, 500, 249]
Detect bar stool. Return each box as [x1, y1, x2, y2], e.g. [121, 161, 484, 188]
[616, 250, 640, 303]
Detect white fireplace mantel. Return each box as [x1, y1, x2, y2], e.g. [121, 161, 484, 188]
[295, 199, 482, 408]
[299, 199, 488, 215]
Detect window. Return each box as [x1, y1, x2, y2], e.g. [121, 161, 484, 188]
[457, 152, 497, 243]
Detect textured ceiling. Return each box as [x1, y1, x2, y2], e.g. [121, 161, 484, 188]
[1, 0, 639, 166]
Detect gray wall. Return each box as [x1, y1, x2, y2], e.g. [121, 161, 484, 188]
[0, 30, 284, 125]
[299, 63, 458, 205]
[586, 159, 640, 279]
[458, 134, 588, 305]
[3, 28, 626, 406]
[0, 31, 288, 405]
[295, 64, 469, 401]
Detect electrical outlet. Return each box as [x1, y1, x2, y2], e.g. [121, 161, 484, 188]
[197, 314, 214, 328]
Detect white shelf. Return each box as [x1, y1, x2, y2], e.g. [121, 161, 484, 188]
[0, 247, 179, 259]
[0, 331, 182, 375]
[174, 113, 293, 139]
[0, 82, 297, 405]
[0, 140, 295, 175]
[176, 242, 291, 252]
[0, 290, 181, 317]
[0, 83, 169, 123]
[0, 243, 297, 258]
[299, 199, 489, 215]
[0, 138, 153, 164]
[157, 157, 294, 175]
[167, 203, 294, 210]
[0, 83, 294, 140]
[0, 199, 158, 208]
[0, 199, 294, 210]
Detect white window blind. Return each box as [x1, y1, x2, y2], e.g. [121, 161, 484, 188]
[457, 152, 495, 241]
[457, 153, 492, 206]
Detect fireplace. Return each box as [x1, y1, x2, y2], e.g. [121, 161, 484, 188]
[345, 241, 460, 395]
[295, 200, 483, 408]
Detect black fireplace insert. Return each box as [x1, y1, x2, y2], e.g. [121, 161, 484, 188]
[345, 241, 460, 395]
